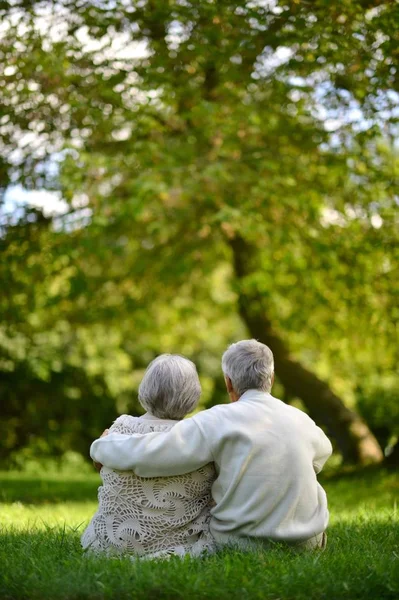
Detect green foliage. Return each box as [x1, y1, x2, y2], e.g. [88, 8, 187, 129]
[356, 374, 399, 450]
[0, 0, 398, 460]
[0, 207, 242, 461]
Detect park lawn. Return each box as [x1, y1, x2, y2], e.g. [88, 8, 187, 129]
[0, 468, 398, 600]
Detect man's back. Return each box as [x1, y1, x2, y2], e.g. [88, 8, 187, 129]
[91, 390, 332, 546]
[192, 391, 331, 543]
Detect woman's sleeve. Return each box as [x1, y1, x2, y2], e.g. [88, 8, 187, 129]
[90, 417, 213, 477]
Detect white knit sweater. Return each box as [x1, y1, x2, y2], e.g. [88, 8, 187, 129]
[91, 391, 332, 545]
[82, 414, 216, 558]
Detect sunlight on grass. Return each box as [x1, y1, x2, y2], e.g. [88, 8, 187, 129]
[0, 468, 397, 531]
[325, 469, 399, 523]
[0, 501, 96, 529]
[0, 468, 398, 600]
[0, 470, 99, 530]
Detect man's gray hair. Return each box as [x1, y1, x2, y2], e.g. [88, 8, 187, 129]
[221, 339, 274, 397]
[138, 354, 201, 420]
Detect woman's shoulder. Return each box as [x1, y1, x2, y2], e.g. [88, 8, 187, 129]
[110, 414, 175, 434]
[110, 414, 141, 433]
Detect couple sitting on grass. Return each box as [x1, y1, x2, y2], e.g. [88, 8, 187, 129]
[84, 339, 332, 559]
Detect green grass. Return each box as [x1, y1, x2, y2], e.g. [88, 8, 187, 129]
[0, 468, 398, 599]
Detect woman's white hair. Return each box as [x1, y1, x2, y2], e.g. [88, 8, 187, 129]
[138, 354, 201, 420]
[222, 339, 274, 397]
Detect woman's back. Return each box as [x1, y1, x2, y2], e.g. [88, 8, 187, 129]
[82, 414, 215, 558]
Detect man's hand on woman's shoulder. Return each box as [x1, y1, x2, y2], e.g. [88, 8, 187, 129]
[92, 429, 109, 471]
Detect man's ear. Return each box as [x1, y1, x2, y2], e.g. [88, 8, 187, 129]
[225, 375, 234, 394]
[271, 372, 275, 388]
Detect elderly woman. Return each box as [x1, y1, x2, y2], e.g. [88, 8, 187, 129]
[81, 354, 216, 559]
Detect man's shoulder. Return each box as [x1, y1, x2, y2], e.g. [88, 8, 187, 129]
[189, 397, 259, 430]
[273, 399, 320, 433]
[189, 402, 232, 427]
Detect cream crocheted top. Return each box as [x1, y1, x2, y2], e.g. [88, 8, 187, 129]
[81, 414, 216, 558]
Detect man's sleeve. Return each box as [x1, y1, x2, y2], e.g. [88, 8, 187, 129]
[90, 417, 213, 477]
[313, 426, 333, 474]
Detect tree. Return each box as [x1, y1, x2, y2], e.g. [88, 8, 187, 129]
[1, 0, 398, 463]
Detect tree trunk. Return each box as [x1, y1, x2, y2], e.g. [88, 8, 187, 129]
[230, 237, 383, 465]
[385, 441, 399, 468]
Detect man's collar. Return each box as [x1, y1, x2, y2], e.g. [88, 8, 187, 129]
[239, 389, 272, 401]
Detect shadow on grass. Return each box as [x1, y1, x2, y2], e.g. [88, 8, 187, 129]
[0, 467, 398, 511]
[0, 473, 100, 504]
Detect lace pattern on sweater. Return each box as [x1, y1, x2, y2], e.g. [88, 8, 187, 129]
[81, 414, 216, 558]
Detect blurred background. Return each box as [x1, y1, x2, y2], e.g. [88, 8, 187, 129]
[0, 0, 397, 471]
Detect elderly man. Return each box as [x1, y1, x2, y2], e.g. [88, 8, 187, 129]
[91, 340, 332, 550]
